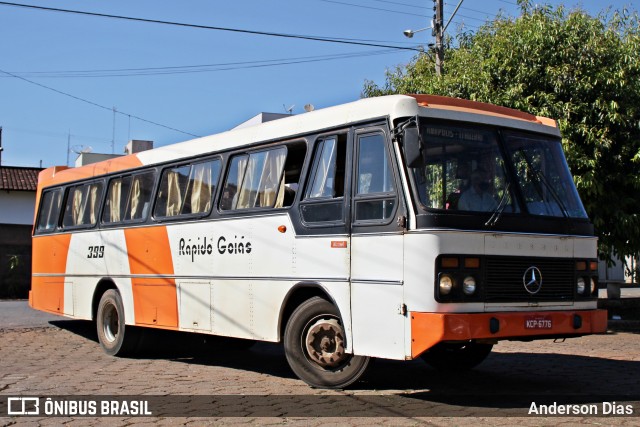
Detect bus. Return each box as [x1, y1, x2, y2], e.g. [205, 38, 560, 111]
[30, 94, 607, 389]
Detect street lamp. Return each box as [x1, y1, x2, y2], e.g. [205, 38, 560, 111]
[402, 27, 430, 39]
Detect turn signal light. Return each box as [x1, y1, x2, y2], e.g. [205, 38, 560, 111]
[464, 257, 480, 268]
[441, 257, 459, 268]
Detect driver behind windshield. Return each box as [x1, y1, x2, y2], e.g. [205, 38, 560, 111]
[458, 168, 498, 212]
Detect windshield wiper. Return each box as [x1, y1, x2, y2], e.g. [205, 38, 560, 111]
[520, 151, 571, 220]
[485, 182, 511, 227]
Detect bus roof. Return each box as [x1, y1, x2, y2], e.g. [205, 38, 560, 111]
[38, 94, 558, 188]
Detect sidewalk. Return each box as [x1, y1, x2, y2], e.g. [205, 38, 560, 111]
[598, 285, 640, 321]
[598, 286, 640, 299]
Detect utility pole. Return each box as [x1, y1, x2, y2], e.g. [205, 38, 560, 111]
[433, 0, 444, 76]
[0, 126, 3, 167]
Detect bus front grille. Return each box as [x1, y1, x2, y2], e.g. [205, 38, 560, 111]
[484, 257, 575, 302]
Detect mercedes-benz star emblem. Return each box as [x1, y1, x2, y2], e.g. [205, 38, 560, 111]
[523, 266, 543, 294]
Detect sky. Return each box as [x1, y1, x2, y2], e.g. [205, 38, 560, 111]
[0, 0, 637, 168]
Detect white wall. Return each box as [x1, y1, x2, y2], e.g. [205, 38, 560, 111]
[0, 191, 36, 225]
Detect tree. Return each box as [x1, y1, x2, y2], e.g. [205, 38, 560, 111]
[363, 1, 640, 264]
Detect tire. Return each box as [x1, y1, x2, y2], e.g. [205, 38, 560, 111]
[421, 341, 493, 371]
[96, 289, 140, 356]
[284, 296, 369, 389]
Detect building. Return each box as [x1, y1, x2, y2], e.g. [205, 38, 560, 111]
[0, 166, 42, 298]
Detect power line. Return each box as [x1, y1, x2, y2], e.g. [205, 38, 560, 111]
[0, 68, 201, 137]
[369, 0, 424, 9]
[3, 49, 409, 78]
[317, 0, 427, 17]
[0, 1, 421, 52]
[444, 11, 489, 23]
[317, 0, 488, 31]
[446, 3, 495, 16]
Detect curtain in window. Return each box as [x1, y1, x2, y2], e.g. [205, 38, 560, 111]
[261, 149, 287, 208]
[72, 188, 84, 225]
[190, 163, 212, 213]
[235, 157, 251, 209]
[166, 171, 181, 216]
[109, 179, 122, 222]
[129, 176, 142, 219]
[89, 185, 99, 224]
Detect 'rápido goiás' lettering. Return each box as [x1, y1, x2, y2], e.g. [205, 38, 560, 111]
[217, 235, 252, 255]
[178, 235, 252, 262]
[179, 237, 214, 262]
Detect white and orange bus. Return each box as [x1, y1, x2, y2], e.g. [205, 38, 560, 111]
[30, 94, 607, 388]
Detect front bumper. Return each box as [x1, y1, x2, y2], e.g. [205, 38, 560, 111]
[410, 309, 608, 358]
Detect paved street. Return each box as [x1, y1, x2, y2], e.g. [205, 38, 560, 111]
[1, 301, 639, 426]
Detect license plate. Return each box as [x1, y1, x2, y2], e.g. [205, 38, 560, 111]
[524, 315, 553, 329]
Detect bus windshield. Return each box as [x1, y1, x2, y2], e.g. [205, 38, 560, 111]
[411, 122, 588, 219]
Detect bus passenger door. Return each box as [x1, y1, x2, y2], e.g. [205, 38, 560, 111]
[350, 127, 406, 360]
[297, 133, 353, 344]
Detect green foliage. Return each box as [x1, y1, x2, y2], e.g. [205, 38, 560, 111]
[363, 3, 640, 262]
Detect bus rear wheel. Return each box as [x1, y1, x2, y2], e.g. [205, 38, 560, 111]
[96, 289, 139, 356]
[284, 297, 369, 389]
[420, 341, 493, 371]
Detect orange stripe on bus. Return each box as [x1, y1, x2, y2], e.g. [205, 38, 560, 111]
[30, 278, 64, 314]
[124, 226, 178, 328]
[38, 154, 143, 189]
[31, 234, 72, 314]
[32, 234, 72, 274]
[408, 94, 557, 127]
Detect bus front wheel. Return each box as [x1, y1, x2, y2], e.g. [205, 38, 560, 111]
[284, 297, 369, 389]
[420, 341, 493, 371]
[96, 289, 139, 356]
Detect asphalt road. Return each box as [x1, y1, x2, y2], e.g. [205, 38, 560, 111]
[0, 300, 64, 328]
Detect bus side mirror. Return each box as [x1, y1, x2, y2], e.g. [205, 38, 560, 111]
[403, 126, 424, 168]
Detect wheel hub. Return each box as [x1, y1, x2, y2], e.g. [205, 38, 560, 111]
[103, 303, 119, 343]
[305, 317, 347, 368]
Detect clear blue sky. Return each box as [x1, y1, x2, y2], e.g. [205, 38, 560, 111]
[0, 0, 636, 168]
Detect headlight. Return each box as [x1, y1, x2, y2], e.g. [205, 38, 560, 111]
[590, 278, 597, 295]
[577, 277, 586, 295]
[439, 275, 453, 295]
[462, 276, 476, 295]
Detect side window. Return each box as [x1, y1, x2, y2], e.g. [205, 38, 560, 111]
[300, 134, 347, 224]
[62, 182, 103, 228]
[103, 176, 132, 223]
[154, 160, 221, 219]
[36, 189, 63, 232]
[220, 147, 287, 211]
[307, 137, 339, 198]
[354, 133, 396, 222]
[125, 171, 156, 220]
[103, 170, 156, 224]
[154, 165, 191, 217]
[181, 160, 222, 215]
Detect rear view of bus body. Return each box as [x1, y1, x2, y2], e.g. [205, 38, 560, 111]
[31, 94, 606, 389]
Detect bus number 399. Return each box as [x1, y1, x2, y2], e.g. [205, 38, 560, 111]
[87, 246, 105, 259]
